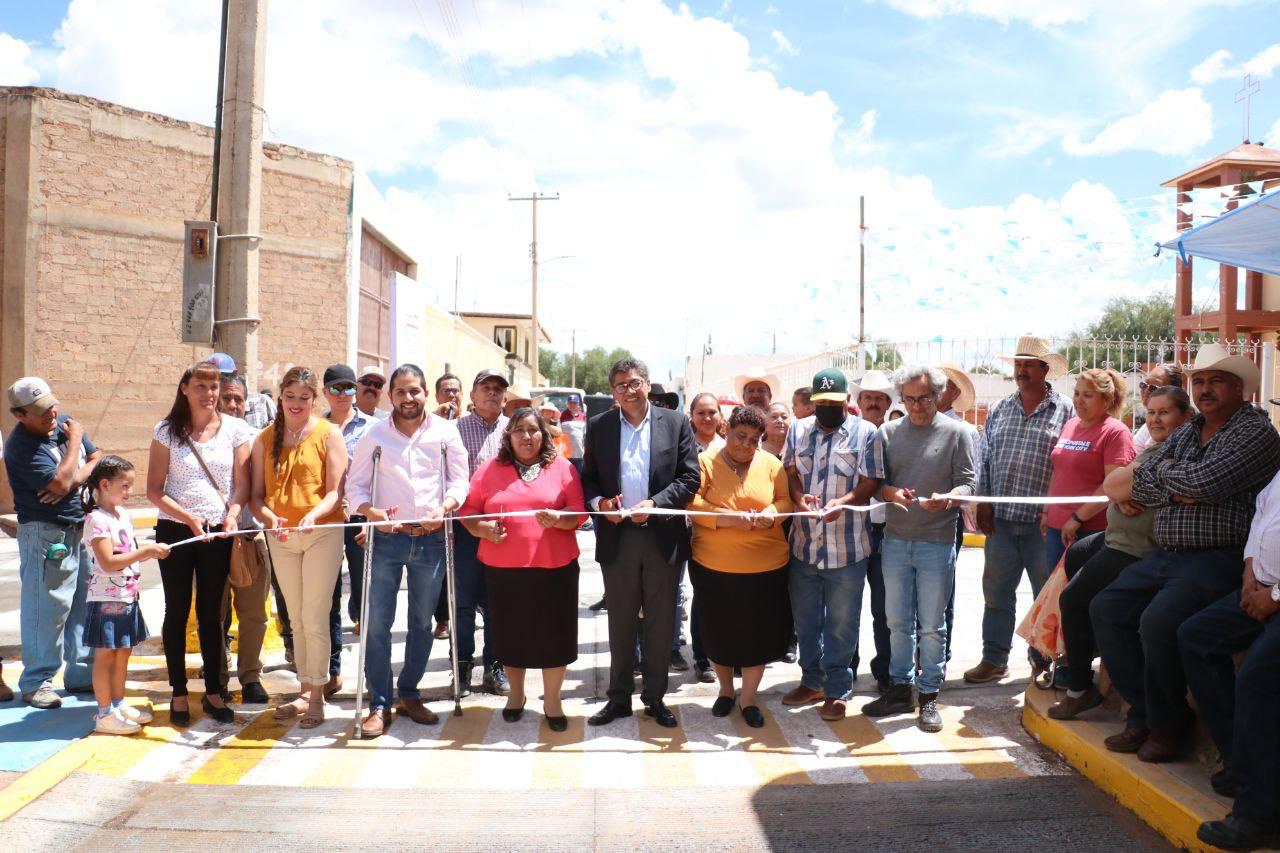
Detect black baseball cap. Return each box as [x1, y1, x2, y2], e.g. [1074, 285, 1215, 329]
[323, 364, 357, 387]
[472, 369, 510, 388]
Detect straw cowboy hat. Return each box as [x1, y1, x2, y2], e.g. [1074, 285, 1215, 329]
[998, 334, 1070, 379]
[733, 368, 781, 403]
[851, 369, 897, 403]
[1190, 342, 1260, 398]
[935, 361, 976, 412]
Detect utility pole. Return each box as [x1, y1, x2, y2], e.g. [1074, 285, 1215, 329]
[508, 191, 559, 384]
[570, 329, 577, 387]
[453, 254, 461, 313]
[214, 0, 267, 386]
[858, 195, 866, 346]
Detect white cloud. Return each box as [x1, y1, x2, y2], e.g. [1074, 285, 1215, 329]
[1063, 88, 1213, 156]
[879, 0, 1240, 29]
[1189, 43, 1280, 84]
[0, 33, 39, 85]
[1268, 117, 1280, 147]
[770, 29, 796, 55]
[28, 0, 1173, 374]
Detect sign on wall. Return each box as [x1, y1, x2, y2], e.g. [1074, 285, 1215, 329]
[181, 220, 217, 343]
[390, 271, 428, 369]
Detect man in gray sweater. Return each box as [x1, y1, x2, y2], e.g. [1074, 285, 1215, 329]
[862, 365, 976, 732]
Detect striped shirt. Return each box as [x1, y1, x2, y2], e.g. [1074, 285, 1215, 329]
[977, 387, 1074, 524]
[783, 414, 883, 569]
[456, 412, 508, 477]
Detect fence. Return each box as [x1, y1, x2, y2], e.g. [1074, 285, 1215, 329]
[696, 336, 1276, 423]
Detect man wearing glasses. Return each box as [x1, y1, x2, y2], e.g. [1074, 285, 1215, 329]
[356, 366, 388, 420]
[583, 357, 700, 728]
[323, 364, 376, 697]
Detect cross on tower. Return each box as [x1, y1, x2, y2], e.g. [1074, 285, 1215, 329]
[1235, 73, 1261, 142]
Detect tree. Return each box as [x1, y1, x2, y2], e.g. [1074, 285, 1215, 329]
[538, 346, 634, 393]
[1061, 290, 1215, 370]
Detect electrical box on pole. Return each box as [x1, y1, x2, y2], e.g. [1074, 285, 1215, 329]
[182, 220, 217, 344]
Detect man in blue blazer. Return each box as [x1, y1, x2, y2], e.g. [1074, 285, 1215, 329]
[582, 357, 701, 728]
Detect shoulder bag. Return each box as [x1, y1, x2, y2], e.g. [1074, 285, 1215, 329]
[182, 429, 265, 588]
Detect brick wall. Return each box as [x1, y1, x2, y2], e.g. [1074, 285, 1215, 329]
[0, 88, 353, 512]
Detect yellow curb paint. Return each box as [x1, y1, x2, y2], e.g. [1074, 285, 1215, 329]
[0, 737, 97, 822]
[1022, 687, 1225, 852]
[416, 707, 494, 788]
[531, 715, 587, 789]
[825, 714, 922, 783]
[730, 709, 812, 785]
[184, 709, 295, 785]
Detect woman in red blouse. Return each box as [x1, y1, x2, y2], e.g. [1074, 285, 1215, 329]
[460, 408, 586, 731]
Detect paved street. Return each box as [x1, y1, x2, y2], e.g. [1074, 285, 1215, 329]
[0, 533, 1171, 850]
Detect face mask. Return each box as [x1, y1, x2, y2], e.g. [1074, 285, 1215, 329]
[814, 405, 845, 429]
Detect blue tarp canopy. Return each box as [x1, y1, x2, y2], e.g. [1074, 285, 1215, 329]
[1160, 188, 1280, 276]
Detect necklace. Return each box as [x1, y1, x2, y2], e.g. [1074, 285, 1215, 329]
[515, 460, 543, 482]
[286, 419, 309, 443]
[721, 449, 749, 478]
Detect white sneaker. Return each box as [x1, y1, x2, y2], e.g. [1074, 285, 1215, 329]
[94, 708, 141, 736]
[117, 703, 154, 724]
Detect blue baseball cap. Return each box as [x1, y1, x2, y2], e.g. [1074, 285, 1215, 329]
[567, 393, 582, 403]
[207, 352, 237, 373]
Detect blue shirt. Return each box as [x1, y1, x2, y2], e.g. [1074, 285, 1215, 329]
[327, 409, 375, 459]
[3, 414, 98, 525]
[619, 405, 652, 509]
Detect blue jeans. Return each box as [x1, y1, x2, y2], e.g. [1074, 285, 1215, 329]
[1092, 547, 1240, 732]
[882, 536, 956, 694]
[1044, 527, 1067, 575]
[981, 518, 1049, 667]
[363, 530, 445, 710]
[789, 556, 867, 700]
[851, 523, 890, 682]
[451, 525, 493, 668]
[17, 521, 94, 695]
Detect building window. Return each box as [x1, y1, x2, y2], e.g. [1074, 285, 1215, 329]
[358, 226, 408, 375]
[494, 325, 516, 354]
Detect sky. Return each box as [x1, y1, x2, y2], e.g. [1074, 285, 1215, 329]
[2, 0, 1279, 380]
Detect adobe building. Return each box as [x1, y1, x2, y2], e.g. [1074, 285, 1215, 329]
[0, 87, 530, 512]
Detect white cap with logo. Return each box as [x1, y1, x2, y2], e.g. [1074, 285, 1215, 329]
[7, 377, 58, 413]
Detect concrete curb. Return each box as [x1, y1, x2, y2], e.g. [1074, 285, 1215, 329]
[1021, 684, 1227, 852]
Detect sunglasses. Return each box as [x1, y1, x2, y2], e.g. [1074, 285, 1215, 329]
[327, 385, 357, 396]
[358, 379, 384, 390]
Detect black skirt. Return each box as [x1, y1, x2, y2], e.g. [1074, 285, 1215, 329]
[688, 559, 792, 667]
[483, 561, 580, 669]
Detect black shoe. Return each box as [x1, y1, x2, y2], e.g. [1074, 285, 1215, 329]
[482, 662, 510, 696]
[917, 692, 943, 733]
[1197, 814, 1280, 851]
[501, 700, 525, 723]
[862, 683, 915, 717]
[782, 641, 798, 664]
[1212, 765, 1241, 798]
[741, 705, 765, 728]
[241, 682, 270, 704]
[170, 698, 191, 727]
[588, 702, 632, 727]
[670, 650, 689, 672]
[695, 660, 715, 684]
[201, 695, 235, 724]
[644, 702, 678, 728]
[875, 677, 892, 697]
[547, 715, 568, 732]
[219, 688, 234, 704]
[711, 695, 735, 717]
[589, 597, 607, 611]
[452, 662, 474, 698]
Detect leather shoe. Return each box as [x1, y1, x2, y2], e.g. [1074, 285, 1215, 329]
[323, 674, 343, 698]
[1211, 765, 1240, 798]
[1137, 730, 1187, 763]
[962, 660, 1008, 684]
[201, 695, 234, 724]
[240, 681, 270, 704]
[781, 685, 823, 706]
[1047, 686, 1104, 721]
[819, 697, 847, 721]
[711, 695, 735, 717]
[644, 702, 678, 728]
[361, 708, 391, 737]
[396, 697, 439, 725]
[1198, 814, 1280, 851]
[741, 705, 765, 728]
[547, 715, 568, 732]
[502, 700, 526, 723]
[1103, 725, 1149, 753]
[587, 702, 632, 727]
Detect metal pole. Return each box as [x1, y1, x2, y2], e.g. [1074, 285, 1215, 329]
[859, 195, 866, 345]
[210, 0, 230, 222]
[351, 445, 382, 739]
[441, 443, 464, 717]
[531, 197, 539, 384]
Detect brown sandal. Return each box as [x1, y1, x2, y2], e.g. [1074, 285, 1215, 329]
[273, 702, 301, 720]
[299, 707, 324, 729]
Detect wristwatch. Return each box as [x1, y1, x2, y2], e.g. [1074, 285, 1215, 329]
[1271, 584, 1279, 603]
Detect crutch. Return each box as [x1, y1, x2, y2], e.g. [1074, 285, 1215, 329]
[441, 442, 464, 717]
[352, 445, 382, 739]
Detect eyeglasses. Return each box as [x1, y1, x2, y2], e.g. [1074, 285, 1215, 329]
[1139, 381, 1160, 393]
[358, 379, 384, 390]
[901, 394, 935, 407]
[612, 378, 645, 393]
[327, 385, 357, 396]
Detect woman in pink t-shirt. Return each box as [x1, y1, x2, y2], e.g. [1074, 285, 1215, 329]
[1043, 367, 1136, 571]
[459, 408, 586, 731]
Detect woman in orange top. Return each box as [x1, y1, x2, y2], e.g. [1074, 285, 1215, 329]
[250, 366, 346, 728]
[687, 406, 793, 728]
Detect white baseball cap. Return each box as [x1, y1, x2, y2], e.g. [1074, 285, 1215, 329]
[7, 377, 58, 413]
[358, 365, 386, 382]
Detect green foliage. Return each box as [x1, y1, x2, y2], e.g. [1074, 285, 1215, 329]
[1061, 290, 1216, 370]
[539, 346, 635, 394]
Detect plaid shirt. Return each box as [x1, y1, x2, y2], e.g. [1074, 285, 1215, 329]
[977, 387, 1074, 523]
[456, 412, 508, 477]
[1131, 404, 1280, 551]
[784, 414, 883, 569]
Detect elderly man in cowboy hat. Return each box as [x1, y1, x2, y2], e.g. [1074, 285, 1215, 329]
[966, 334, 1074, 685]
[734, 368, 781, 409]
[1093, 342, 1280, 765]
